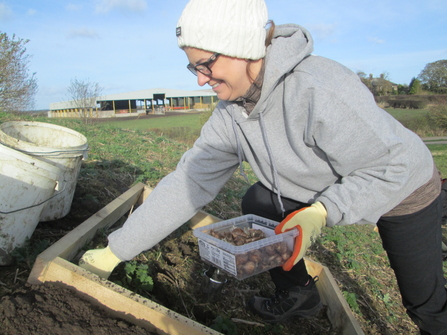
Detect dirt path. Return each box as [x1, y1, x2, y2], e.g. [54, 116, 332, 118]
[422, 136, 447, 145]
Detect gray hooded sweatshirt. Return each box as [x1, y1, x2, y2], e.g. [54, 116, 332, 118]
[108, 24, 434, 261]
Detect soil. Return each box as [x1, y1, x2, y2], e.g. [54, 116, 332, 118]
[0, 282, 151, 335]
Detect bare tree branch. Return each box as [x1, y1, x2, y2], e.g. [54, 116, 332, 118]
[0, 32, 38, 112]
[66, 78, 104, 123]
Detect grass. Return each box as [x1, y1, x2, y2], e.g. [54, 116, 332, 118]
[385, 107, 447, 138]
[383, 107, 430, 120]
[428, 144, 447, 176]
[383, 107, 447, 175]
[88, 107, 447, 177]
[1, 106, 447, 334]
[100, 113, 204, 146]
[100, 113, 203, 130]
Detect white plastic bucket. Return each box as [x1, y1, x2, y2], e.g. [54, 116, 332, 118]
[0, 121, 88, 221]
[0, 144, 60, 265]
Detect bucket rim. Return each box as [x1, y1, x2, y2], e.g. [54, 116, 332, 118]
[0, 121, 88, 139]
[0, 121, 88, 153]
[0, 143, 61, 179]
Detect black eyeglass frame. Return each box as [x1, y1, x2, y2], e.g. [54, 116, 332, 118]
[187, 53, 220, 76]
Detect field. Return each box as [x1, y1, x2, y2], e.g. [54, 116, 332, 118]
[1, 108, 447, 334]
[383, 107, 430, 120]
[99, 112, 203, 130]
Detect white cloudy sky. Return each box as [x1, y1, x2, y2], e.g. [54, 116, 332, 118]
[1, 0, 446, 110]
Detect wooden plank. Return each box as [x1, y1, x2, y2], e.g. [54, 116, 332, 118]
[306, 258, 365, 335]
[28, 183, 364, 335]
[28, 182, 145, 285]
[136, 183, 153, 206]
[189, 210, 222, 229]
[42, 257, 220, 335]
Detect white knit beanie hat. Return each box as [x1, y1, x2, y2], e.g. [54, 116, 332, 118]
[176, 0, 268, 60]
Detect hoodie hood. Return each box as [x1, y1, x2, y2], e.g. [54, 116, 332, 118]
[250, 24, 314, 118]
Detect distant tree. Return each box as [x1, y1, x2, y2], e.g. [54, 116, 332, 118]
[418, 60, 447, 93]
[357, 72, 372, 91]
[408, 77, 422, 95]
[0, 32, 38, 112]
[370, 72, 394, 96]
[357, 71, 395, 96]
[66, 78, 103, 123]
[397, 84, 409, 95]
[380, 71, 390, 80]
[356, 71, 367, 79]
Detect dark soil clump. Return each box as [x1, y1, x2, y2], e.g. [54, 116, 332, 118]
[0, 282, 154, 335]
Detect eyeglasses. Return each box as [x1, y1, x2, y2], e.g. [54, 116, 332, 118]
[187, 53, 220, 76]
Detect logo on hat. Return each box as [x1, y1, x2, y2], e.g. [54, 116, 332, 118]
[176, 27, 181, 37]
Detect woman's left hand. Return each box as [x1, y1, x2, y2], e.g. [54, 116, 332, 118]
[275, 202, 327, 271]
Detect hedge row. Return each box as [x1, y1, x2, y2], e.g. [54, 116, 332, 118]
[375, 95, 447, 109]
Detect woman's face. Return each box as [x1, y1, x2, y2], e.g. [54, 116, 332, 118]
[184, 47, 260, 101]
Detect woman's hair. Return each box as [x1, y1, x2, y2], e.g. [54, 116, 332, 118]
[246, 20, 275, 83]
[265, 20, 276, 47]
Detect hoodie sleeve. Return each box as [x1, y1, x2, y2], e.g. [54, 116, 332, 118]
[107, 107, 240, 261]
[301, 59, 433, 226]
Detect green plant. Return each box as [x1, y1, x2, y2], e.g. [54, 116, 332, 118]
[210, 315, 238, 335]
[343, 291, 361, 315]
[116, 261, 154, 294]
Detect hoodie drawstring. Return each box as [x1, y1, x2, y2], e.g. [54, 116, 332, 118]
[231, 107, 286, 217]
[231, 113, 249, 183]
[259, 112, 286, 216]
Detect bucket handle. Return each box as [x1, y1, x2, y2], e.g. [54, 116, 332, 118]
[14, 148, 89, 159]
[0, 183, 66, 215]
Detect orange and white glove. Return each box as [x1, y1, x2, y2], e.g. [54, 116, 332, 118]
[78, 246, 122, 279]
[275, 202, 327, 271]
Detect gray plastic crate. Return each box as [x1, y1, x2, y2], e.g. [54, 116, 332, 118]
[193, 214, 298, 280]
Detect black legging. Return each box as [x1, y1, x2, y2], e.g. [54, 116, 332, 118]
[377, 193, 447, 334]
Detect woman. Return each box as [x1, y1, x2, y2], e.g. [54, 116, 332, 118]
[80, 0, 447, 333]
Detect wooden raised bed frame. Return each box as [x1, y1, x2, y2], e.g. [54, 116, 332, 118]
[28, 183, 365, 335]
